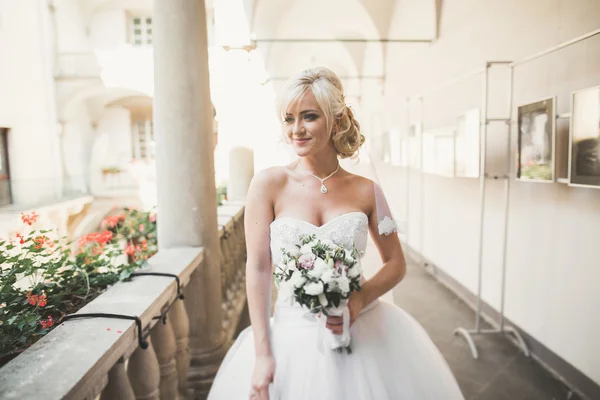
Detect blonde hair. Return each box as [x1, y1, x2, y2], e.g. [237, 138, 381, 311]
[277, 67, 365, 159]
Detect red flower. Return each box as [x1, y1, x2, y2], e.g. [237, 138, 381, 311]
[79, 231, 113, 247]
[26, 292, 36, 306]
[103, 214, 126, 228]
[16, 233, 25, 245]
[37, 293, 47, 307]
[20, 211, 39, 226]
[26, 292, 47, 307]
[40, 316, 53, 329]
[149, 214, 156, 223]
[125, 243, 136, 256]
[33, 235, 50, 250]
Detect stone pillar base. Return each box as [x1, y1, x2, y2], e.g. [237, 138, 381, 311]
[187, 343, 229, 399]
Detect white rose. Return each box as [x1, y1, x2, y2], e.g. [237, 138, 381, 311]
[320, 239, 335, 249]
[321, 268, 336, 285]
[348, 264, 361, 278]
[286, 260, 297, 271]
[289, 248, 302, 258]
[290, 270, 307, 288]
[300, 244, 313, 254]
[308, 257, 328, 278]
[304, 281, 324, 295]
[337, 275, 350, 294]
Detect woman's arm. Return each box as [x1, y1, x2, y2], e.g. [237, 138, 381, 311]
[328, 180, 407, 333]
[359, 208, 407, 307]
[245, 169, 279, 399]
[244, 169, 277, 358]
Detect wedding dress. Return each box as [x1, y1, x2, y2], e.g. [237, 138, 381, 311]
[208, 211, 465, 399]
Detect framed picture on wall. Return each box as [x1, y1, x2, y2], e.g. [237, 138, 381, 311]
[422, 128, 455, 177]
[408, 123, 422, 170]
[516, 97, 556, 182]
[569, 86, 600, 188]
[455, 108, 480, 178]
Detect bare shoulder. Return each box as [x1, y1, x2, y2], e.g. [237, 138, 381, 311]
[345, 172, 375, 194]
[342, 171, 376, 213]
[249, 166, 288, 193]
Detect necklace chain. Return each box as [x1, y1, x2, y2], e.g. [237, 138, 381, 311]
[297, 160, 339, 194]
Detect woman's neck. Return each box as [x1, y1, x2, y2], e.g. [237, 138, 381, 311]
[298, 151, 339, 178]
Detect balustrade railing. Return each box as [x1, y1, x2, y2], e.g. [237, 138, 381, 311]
[0, 203, 247, 400]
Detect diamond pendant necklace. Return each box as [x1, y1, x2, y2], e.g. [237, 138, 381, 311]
[297, 159, 340, 194]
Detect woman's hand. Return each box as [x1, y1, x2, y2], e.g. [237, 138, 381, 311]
[250, 355, 275, 400]
[326, 290, 366, 334]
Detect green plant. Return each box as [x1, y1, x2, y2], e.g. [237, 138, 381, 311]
[216, 184, 227, 206]
[0, 209, 158, 361]
[101, 166, 123, 175]
[102, 208, 158, 274]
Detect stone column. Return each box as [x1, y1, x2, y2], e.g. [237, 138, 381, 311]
[228, 146, 254, 201]
[153, 0, 225, 398]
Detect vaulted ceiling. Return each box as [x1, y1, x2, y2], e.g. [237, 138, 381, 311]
[243, 0, 437, 85]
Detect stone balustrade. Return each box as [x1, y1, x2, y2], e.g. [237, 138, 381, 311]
[0, 204, 247, 400]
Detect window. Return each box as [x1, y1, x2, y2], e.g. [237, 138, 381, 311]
[131, 16, 152, 46]
[132, 120, 155, 161]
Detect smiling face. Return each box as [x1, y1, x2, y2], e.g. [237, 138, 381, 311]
[284, 91, 335, 157]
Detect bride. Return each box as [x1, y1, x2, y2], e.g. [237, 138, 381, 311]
[208, 67, 465, 400]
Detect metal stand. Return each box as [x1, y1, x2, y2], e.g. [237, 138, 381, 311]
[453, 61, 530, 359]
[404, 28, 600, 361]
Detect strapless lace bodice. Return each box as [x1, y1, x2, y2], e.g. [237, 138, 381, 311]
[269, 211, 369, 266]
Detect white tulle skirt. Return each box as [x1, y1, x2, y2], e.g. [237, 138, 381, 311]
[208, 298, 465, 399]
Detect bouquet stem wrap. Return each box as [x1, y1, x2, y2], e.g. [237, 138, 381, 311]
[317, 300, 351, 354]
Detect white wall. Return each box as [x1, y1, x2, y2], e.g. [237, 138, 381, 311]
[62, 103, 95, 193]
[54, 0, 89, 52]
[89, 107, 133, 193]
[0, 0, 62, 205]
[90, 8, 128, 49]
[382, 0, 600, 386]
[94, 107, 132, 165]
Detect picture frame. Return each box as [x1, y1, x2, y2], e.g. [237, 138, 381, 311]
[434, 132, 455, 177]
[568, 86, 600, 189]
[455, 108, 480, 178]
[516, 97, 556, 182]
[422, 128, 455, 177]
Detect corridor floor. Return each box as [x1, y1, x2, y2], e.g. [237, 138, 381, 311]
[390, 255, 581, 400]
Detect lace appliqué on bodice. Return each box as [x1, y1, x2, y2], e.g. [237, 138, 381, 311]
[269, 212, 369, 266]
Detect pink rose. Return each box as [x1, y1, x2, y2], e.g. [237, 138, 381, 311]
[298, 253, 316, 270]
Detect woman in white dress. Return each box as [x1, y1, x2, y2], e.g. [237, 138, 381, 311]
[208, 67, 465, 400]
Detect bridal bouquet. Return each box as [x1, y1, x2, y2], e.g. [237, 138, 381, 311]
[274, 233, 362, 353]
